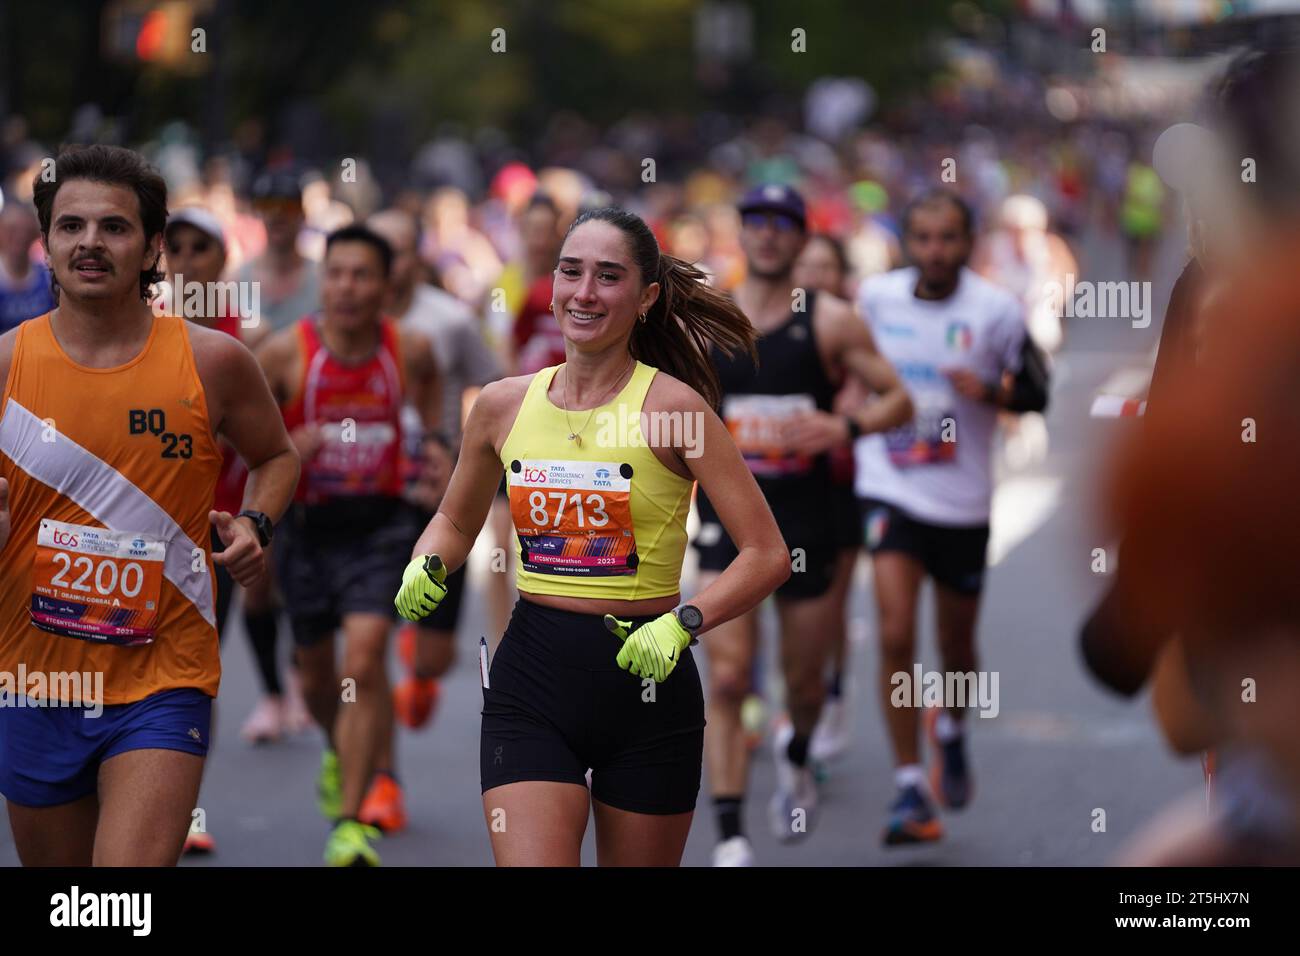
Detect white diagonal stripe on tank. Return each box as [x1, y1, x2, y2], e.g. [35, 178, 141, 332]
[0, 398, 215, 627]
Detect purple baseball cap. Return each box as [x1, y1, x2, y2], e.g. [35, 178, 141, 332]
[737, 183, 807, 230]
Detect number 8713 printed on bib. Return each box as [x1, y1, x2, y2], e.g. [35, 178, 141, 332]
[507, 459, 638, 576]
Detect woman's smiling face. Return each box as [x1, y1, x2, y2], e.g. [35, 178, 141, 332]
[553, 219, 658, 351]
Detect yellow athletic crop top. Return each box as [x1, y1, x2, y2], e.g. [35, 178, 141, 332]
[499, 361, 693, 600]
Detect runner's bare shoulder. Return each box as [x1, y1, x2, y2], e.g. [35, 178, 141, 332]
[471, 373, 534, 417]
[642, 368, 710, 417]
[185, 320, 255, 381]
[811, 290, 858, 336]
[467, 373, 535, 450]
[185, 321, 271, 428]
[249, 322, 302, 382]
[396, 321, 434, 353]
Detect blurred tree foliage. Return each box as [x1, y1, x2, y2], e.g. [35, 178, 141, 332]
[5, 0, 976, 155]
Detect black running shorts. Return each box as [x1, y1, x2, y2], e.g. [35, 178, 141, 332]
[274, 498, 420, 645]
[859, 497, 990, 596]
[480, 598, 705, 815]
[693, 484, 836, 599]
[830, 478, 862, 550]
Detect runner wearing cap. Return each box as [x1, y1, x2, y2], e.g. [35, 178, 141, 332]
[162, 206, 268, 853]
[234, 173, 321, 744]
[694, 184, 911, 865]
[237, 170, 321, 334]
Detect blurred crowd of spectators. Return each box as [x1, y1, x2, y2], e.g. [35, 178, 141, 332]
[0, 97, 1169, 356]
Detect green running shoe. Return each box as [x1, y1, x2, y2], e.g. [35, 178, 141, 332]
[324, 819, 382, 867]
[317, 749, 342, 821]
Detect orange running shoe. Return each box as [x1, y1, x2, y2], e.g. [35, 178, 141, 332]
[358, 772, 407, 833]
[182, 818, 215, 855]
[882, 784, 944, 846]
[394, 675, 440, 729]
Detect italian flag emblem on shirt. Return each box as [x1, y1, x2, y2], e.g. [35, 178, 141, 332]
[946, 321, 972, 352]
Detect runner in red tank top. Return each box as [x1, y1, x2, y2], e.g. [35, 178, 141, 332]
[257, 224, 440, 866]
[279, 316, 409, 503]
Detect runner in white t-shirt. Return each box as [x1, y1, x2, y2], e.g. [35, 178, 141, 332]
[854, 189, 1046, 846]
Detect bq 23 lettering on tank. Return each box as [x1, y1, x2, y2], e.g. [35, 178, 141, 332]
[128, 409, 193, 460]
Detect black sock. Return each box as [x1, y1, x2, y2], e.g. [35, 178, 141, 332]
[787, 733, 811, 768]
[827, 670, 843, 699]
[714, 796, 743, 841]
[244, 609, 283, 696]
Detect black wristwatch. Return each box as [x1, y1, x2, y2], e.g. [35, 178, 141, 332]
[674, 604, 703, 645]
[237, 510, 274, 547]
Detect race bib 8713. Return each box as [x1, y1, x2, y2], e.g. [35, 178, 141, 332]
[507, 459, 638, 577]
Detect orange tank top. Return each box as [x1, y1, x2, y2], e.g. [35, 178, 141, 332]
[0, 313, 223, 705]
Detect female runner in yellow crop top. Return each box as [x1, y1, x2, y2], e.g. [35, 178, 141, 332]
[395, 206, 790, 866]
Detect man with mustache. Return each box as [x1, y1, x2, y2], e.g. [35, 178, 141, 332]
[0, 144, 299, 866]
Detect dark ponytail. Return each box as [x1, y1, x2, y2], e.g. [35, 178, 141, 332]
[565, 206, 757, 410]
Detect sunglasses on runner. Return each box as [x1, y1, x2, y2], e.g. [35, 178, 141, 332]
[741, 211, 803, 233]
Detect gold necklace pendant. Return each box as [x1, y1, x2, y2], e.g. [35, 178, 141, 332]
[562, 356, 632, 448]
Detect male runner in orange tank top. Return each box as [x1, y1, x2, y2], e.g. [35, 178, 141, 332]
[0, 145, 299, 866]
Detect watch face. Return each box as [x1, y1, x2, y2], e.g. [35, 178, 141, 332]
[678, 605, 703, 631]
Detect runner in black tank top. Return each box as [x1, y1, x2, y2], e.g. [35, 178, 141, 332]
[693, 184, 913, 866]
[696, 295, 838, 593]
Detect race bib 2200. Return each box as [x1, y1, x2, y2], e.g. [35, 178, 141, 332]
[30, 519, 167, 646]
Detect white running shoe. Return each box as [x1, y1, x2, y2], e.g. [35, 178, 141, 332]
[712, 835, 756, 867]
[239, 695, 284, 745]
[768, 722, 818, 843]
[810, 696, 850, 764]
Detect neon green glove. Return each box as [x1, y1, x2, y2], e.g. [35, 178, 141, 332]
[603, 612, 692, 683]
[394, 554, 448, 622]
